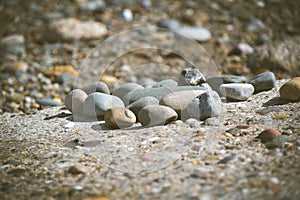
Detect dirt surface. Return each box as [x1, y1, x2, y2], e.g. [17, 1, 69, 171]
[1, 0, 300, 199]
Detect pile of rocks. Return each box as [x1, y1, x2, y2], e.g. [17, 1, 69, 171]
[65, 68, 300, 129]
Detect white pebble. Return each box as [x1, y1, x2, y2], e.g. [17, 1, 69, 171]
[122, 9, 133, 22]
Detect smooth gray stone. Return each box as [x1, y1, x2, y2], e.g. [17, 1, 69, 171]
[112, 82, 144, 99]
[138, 105, 178, 127]
[79, 81, 110, 95]
[177, 27, 212, 42]
[249, 71, 276, 92]
[157, 19, 181, 30]
[124, 86, 207, 105]
[182, 90, 222, 121]
[137, 78, 157, 88]
[206, 75, 247, 95]
[64, 89, 88, 113]
[127, 96, 159, 117]
[82, 92, 124, 117]
[152, 79, 178, 88]
[36, 98, 62, 106]
[219, 83, 254, 101]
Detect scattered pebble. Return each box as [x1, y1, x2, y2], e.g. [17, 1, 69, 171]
[138, 105, 178, 127]
[249, 71, 276, 92]
[177, 27, 212, 42]
[219, 83, 254, 101]
[104, 108, 136, 128]
[256, 128, 281, 143]
[279, 77, 300, 101]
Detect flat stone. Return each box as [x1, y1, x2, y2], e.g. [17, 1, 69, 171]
[64, 89, 88, 113]
[49, 18, 107, 41]
[104, 108, 136, 129]
[127, 96, 159, 117]
[219, 83, 254, 101]
[112, 82, 144, 100]
[138, 105, 178, 127]
[256, 128, 281, 143]
[177, 27, 212, 42]
[179, 68, 206, 86]
[124, 86, 207, 105]
[152, 79, 178, 89]
[249, 72, 276, 92]
[36, 98, 62, 106]
[82, 92, 124, 117]
[279, 77, 300, 101]
[160, 90, 207, 117]
[206, 75, 247, 95]
[157, 19, 181, 30]
[183, 90, 222, 121]
[79, 82, 110, 95]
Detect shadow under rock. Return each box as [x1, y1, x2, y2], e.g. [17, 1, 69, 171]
[43, 112, 72, 120]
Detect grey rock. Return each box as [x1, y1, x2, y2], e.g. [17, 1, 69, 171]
[152, 79, 178, 89]
[127, 96, 159, 117]
[177, 27, 212, 42]
[79, 0, 105, 12]
[179, 68, 206, 86]
[36, 98, 62, 106]
[183, 90, 222, 121]
[219, 83, 254, 101]
[0, 34, 25, 47]
[206, 75, 247, 95]
[82, 92, 124, 117]
[80, 81, 110, 95]
[112, 82, 143, 100]
[64, 89, 88, 113]
[138, 105, 178, 127]
[124, 86, 207, 105]
[160, 90, 207, 118]
[249, 71, 276, 92]
[157, 19, 181, 30]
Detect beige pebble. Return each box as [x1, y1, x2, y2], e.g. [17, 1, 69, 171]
[104, 108, 136, 128]
[279, 77, 300, 101]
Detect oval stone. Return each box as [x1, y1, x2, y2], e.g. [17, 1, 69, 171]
[104, 108, 136, 129]
[64, 89, 88, 113]
[249, 71, 276, 92]
[279, 77, 300, 101]
[138, 105, 178, 127]
[112, 82, 144, 99]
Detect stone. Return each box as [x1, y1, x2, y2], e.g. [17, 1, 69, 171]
[183, 90, 222, 121]
[0, 34, 25, 47]
[157, 19, 181, 30]
[266, 135, 290, 149]
[124, 86, 207, 105]
[177, 27, 212, 42]
[256, 128, 281, 143]
[64, 89, 88, 113]
[137, 78, 157, 88]
[206, 75, 247, 95]
[127, 96, 159, 117]
[249, 72, 276, 92]
[36, 98, 62, 106]
[229, 43, 253, 56]
[49, 18, 107, 41]
[104, 108, 136, 128]
[160, 90, 207, 117]
[138, 105, 178, 127]
[122, 9, 133, 22]
[204, 117, 220, 126]
[179, 68, 206, 86]
[279, 77, 300, 101]
[219, 83, 254, 101]
[79, 0, 105, 12]
[79, 81, 110, 95]
[82, 93, 124, 117]
[152, 79, 178, 89]
[112, 83, 144, 100]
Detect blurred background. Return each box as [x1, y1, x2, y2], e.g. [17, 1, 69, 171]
[0, 0, 299, 113]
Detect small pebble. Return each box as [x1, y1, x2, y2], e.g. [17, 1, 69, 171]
[279, 77, 300, 101]
[157, 19, 181, 30]
[122, 9, 133, 22]
[138, 105, 178, 127]
[177, 27, 212, 42]
[104, 108, 136, 129]
[249, 71, 276, 92]
[256, 128, 281, 143]
[219, 83, 254, 101]
[152, 79, 178, 89]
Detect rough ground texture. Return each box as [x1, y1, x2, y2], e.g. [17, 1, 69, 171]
[1, 80, 300, 200]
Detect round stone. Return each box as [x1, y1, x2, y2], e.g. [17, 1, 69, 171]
[279, 77, 300, 101]
[64, 89, 88, 113]
[219, 83, 254, 101]
[82, 92, 124, 117]
[138, 105, 178, 127]
[127, 96, 159, 117]
[80, 81, 110, 95]
[177, 27, 212, 42]
[256, 128, 281, 143]
[112, 82, 144, 100]
[249, 71, 276, 92]
[104, 108, 136, 129]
